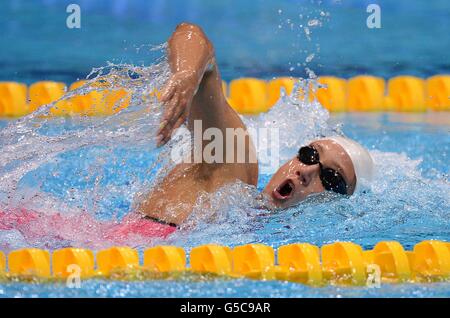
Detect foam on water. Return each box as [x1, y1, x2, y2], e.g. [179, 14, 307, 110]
[0, 45, 449, 258]
[0, 44, 173, 250]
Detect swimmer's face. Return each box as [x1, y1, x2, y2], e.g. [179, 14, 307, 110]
[263, 139, 357, 208]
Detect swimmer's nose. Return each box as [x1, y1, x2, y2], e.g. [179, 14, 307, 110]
[295, 163, 320, 187]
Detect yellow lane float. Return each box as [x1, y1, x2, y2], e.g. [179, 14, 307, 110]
[267, 77, 296, 107]
[347, 75, 385, 112]
[411, 240, 450, 282]
[0, 75, 449, 119]
[52, 248, 95, 279]
[364, 241, 411, 283]
[277, 243, 322, 285]
[229, 78, 269, 114]
[50, 80, 86, 115]
[8, 248, 51, 278]
[1, 240, 449, 285]
[144, 246, 186, 272]
[232, 244, 275, 280]
[51, 80, 130, 116]
[388, 76, 426, 112]
[29, 81, 66, 113]
[316, 76, 348, 112]
[0, 251, 5, 272]
[426, 75, 450, 111]
[190, 244, 232, 275]
[321, 242, 366, 285]
[0, 82, 28, 117]
[97, 246, 139, 275]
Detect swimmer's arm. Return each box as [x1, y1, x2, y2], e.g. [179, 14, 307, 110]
[157, 22, 215, 145]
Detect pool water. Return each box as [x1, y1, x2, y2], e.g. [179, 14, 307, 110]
[0, 110, 449, 297]
[0, 0, 449, 298]
[1, 279, 450, 298]
[1, 0, 450, 83]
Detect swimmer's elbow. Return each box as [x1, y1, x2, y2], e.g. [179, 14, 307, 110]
[174, 22, 213, 49]
[175, 22, 204, 35]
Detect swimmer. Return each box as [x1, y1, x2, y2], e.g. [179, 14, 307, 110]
[137, 23, 374, 226]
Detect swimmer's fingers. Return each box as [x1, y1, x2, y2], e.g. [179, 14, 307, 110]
[165, 101, 188, 134]
[157, 94, 184, 146]
[157, 81, 177, 134]
[170, 112, 187, 134]
[157, 101, 187, 147]
[163, 93, 181, 122]
[157, 76, 194, 147]
[157, 109, 184, 146]
[159, 112, 187, 146]
[158, 93, 180, 134]
[157, 119, 173, 145]
[162, 90, 190, 130]
[157, 122, 175, 146]
[160, 80, 176, 103]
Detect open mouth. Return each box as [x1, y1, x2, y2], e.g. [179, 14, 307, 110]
[273, 179, 295, 200]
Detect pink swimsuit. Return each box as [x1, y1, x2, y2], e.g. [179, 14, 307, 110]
[0, 208, 176, 247]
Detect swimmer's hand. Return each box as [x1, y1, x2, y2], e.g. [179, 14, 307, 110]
[156, 70, 199, 146]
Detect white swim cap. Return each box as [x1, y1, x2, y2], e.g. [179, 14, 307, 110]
[325, 136, 375, 192]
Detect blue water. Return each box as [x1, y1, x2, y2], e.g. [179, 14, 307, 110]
[1, 280, 450, 298]
[1, 113, 449, 297]
[1, 0, 450, 84]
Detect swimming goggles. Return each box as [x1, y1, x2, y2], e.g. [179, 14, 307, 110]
[297, 145, 348, 195]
